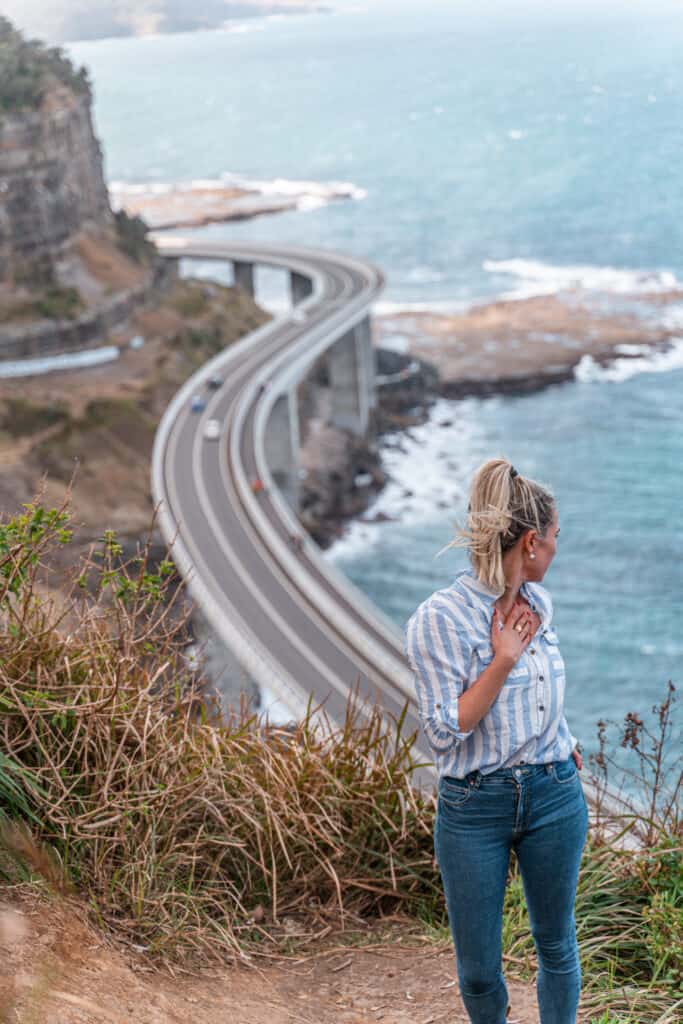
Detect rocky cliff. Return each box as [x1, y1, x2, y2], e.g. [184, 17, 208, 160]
[0, 17, 113, 285]
[0, 85, 111, 284]
[0, 16, 169, 357]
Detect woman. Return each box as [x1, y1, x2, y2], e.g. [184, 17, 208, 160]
[404, 458, 587, 1024]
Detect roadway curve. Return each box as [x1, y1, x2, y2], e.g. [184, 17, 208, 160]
[151, 239, 434, 779]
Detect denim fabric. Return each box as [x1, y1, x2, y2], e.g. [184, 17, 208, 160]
[435, 758, 588, 1024]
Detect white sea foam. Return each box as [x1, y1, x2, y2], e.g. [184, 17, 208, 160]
[374, 298, 471, 316]
[483, 258, 682, 301]
[656, 302, 683, 330]
[326, 397, 489, 562]
[574, 338, 683, 384]
[0, 346, 120, 378]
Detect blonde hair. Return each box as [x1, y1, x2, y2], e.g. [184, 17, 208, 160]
[439, 458, 555, 594]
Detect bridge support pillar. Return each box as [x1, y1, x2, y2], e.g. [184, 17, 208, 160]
[264, 387, 300, 512]
[290, 271, 313, 305]
[327, 316, 376, 435]
[234, 260, 255, 297]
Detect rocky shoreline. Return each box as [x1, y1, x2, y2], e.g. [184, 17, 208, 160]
[111, 180, 361, 231]
[374, 289, 683, 399]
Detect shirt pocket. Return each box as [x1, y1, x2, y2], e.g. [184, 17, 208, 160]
[543, 628, 566, 676]
[475, 640, 530, 690]
[506, 662, 531, 687]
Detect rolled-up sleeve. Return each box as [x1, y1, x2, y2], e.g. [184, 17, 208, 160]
[404, 600, 474, 753]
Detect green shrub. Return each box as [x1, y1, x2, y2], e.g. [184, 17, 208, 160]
[114, 209, 155, 264]
[0, 16, 90, 114]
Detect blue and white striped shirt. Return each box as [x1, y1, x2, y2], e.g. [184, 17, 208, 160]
[404, 568, 577, 778]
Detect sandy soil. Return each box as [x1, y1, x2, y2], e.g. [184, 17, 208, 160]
[0, 895, 540, 1024]
[376, 290, 683, 395]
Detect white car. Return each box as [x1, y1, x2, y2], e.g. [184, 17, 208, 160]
[203, 418, 221, 441]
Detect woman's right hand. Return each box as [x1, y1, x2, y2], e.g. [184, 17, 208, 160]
[491, 605, 534, 667]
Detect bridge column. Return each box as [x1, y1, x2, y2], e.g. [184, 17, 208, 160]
[355, 315, 377, 412]
[263, 387, 300, 511]
[290, 271, 313, 305]
[234, 260, 255, 297]
[327, 317, 376, 435]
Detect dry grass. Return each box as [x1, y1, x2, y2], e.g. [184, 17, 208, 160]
[0, 504, 437, 964]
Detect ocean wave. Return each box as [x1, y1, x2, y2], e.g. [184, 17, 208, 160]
[483, 258, 682, 301]
[374, 298, 471, 316]
[0, 346, 120, 379]
[221, 172, 367, 202]
[326, 397, 487, 562]
[656, 302, 683, 330]
[574, 339, 683, 384]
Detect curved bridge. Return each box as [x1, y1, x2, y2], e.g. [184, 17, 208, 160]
[151, 238, 433, 776]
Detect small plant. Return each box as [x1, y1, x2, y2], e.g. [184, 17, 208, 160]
[31, 285, 83, 321]
[588, 683, 681, 846]
[114, 209, 155, 264]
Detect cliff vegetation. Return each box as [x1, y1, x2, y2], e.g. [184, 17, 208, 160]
[0, 15, 90, 114]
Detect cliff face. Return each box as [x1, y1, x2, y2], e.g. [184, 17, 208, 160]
[0, 84, 112, 284]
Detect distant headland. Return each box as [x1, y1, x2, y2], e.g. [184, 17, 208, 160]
[0, 0, 331, 46]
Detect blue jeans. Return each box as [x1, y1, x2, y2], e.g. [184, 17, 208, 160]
[435, 759, 588, 1024]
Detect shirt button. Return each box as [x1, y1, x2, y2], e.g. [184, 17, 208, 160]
[529, 647, 536, 655]
[539, 675, 545, 682]
[539, 705, 545, 711]
[435, 703, 441, 709]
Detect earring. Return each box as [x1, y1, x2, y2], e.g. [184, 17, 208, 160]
[529, 553, 536, 560]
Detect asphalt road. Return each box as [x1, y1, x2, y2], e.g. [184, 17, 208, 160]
[152, 239, 435, 781]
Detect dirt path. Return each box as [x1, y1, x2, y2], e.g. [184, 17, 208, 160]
[0, 895, 540, 1024]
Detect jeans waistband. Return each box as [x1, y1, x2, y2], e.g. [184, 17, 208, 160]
[444, 761, 562, 785]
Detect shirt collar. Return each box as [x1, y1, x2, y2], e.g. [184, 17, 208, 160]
[456, 569, 552, 628]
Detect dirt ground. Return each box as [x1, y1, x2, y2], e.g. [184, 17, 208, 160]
[0, 895, 540, 1024]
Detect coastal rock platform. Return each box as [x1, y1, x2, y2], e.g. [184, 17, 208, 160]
[376, 290, 683, 397]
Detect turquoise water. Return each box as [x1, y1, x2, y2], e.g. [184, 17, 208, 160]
[68, 1, 683, 756]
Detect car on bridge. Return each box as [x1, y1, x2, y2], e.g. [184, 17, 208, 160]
[204, 419, 221, 441]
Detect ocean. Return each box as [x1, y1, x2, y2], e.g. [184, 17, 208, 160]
[68, 0, 682, 762]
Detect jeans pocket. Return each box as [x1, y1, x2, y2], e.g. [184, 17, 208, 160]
[439, 777, 473, 808]
[551, 758, 578, 784]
